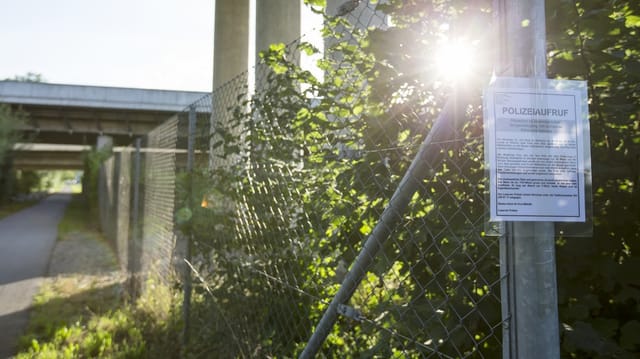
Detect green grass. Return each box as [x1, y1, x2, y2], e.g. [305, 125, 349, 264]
[49, 183, 82, 194]
[67, 183, 83, 194]
[18, 280, 182, 359]
[56, 195, 95, 237]
[37, 170, 83, 194]
[0, 199, 41, 220]
[17, 195, 183, 359]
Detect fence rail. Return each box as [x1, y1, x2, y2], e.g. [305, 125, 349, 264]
[96, 2, 504, 357]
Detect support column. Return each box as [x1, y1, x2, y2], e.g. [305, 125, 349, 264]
[96, 135, 114, 248]
[96, 135, 113, 152]
[213, 0, 251, 88]
[255, 0, 301, 61]
[254, 1, 301, 94]
[255, 1, 325, 91]
[211, 0, 251, 171]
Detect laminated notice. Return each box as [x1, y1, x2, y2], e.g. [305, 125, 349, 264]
[484, 78, 587, 222]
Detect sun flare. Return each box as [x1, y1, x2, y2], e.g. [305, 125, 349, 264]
[434, 41, 476, 83]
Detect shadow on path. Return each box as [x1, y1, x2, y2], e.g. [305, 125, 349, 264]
[2, 282, 124, 357]
[0, 194, 70, 358]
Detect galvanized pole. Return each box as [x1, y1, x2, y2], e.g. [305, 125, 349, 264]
[300, 100, 458, 358]
[495, 0, 560, 358]
[182, 105, 196, 345]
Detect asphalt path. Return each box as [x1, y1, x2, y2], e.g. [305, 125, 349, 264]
[0, 194, 70, 358]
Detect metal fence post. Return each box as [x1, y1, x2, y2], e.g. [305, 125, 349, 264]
[129, 137, 143, 298]
[182, 104, 196, 345]
[300, 100, 458, 358]
[496, 0, 560, 357]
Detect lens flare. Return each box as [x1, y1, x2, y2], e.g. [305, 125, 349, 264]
[434, 40, 476, 83]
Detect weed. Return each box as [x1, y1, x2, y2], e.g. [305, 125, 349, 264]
[57, 194, 96, 237]
[17, 196, 183, 358]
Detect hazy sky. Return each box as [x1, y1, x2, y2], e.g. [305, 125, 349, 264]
[0, 0, 213, 92]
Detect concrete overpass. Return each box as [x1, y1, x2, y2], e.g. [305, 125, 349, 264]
[0, 81, 209, 170]
[11, 144, 89, 170]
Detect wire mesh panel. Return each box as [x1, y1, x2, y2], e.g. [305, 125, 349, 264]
[98, 1, 503, 356]
[316, 129, 502, 358]
[139, 116, 180, 286]
[181, 3, 501, 356]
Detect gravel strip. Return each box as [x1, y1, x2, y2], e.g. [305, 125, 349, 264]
[47, 231, 125, 294]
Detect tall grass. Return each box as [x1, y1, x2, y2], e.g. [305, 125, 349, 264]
[17, 195, 183, 359]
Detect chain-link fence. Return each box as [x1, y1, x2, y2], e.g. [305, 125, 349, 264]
[96, 1, 504, 357]
[138, 116, 180, 288]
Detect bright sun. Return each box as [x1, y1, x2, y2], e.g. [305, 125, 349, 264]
[434, 40, 476, 83]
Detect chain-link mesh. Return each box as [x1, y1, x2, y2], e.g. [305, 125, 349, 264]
[138, 116, 180, 286]
[97, 1, 503, 357]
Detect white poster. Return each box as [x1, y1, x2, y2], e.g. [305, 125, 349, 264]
[484, 78, 587, 222]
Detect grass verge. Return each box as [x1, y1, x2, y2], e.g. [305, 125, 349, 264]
[56, 195, 96, 237]
[0, 199, 41, 220]
[16, 195, 183, 359]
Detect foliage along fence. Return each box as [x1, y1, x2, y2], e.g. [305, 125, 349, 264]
[97, 2, 503, 357]
[95, 0, 640, 358]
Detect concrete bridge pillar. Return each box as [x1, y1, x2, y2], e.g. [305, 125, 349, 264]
[213, 0, 251, 88]
[95, 135, 114, 239]
[96, 135, 113, 152]
[255, 0, 301, 62]
[210, 0, 250, 172]
[254, 1, 324, 89]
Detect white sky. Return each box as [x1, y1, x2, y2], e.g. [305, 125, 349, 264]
[0, 0, 213, 92]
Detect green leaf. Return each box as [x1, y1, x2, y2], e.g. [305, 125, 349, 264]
[271, 63, 288, 75]
[298, 42, 318, 56]
[175, 207, 193, 225]
[620, 320, 640, 350]
[268, 42, 286, 54]
[296, 108, 311, 121]
[303, 0, 325, 7]
[625, 15, 640, 28]
[359, 222, 372, 235]
[563, 321, 614, 355]
[623, 61, 640, 78]
[352, 105, 363, 115]
[567, 304, 590, 320]
[591, 318, 619, 339]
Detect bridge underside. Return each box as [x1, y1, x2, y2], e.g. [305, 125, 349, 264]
[1, 81, 209, 170]
[14, 103, 171, 146]
[12, 145, 88, 170]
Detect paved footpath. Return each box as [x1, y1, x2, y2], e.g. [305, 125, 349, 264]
[0, 194, 70, 358]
